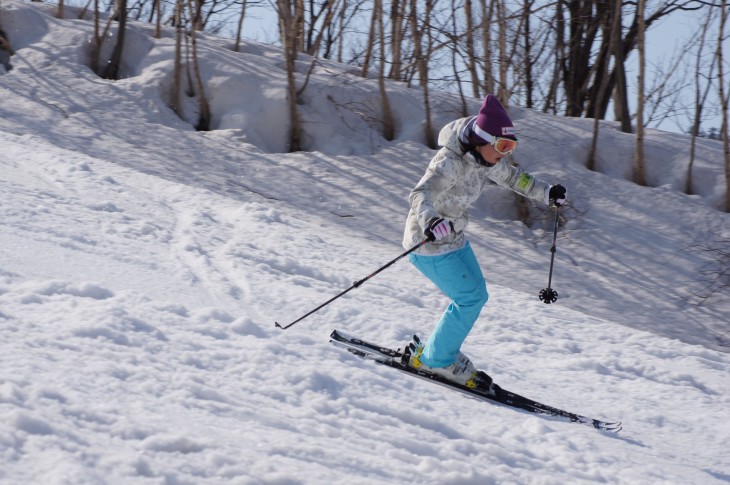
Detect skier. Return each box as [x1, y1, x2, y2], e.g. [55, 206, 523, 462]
[402, 94, 567, 388]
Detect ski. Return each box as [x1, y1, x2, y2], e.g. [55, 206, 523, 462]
[330, 330, 622, 432]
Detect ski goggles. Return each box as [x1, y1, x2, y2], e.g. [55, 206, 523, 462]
[471, 122, 518, 154]
[491, 136, 518, 155]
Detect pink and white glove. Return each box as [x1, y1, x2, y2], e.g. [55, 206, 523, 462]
[425, 218, 452, 241]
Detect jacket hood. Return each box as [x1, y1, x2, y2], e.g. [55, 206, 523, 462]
[437, 117, 474, 156]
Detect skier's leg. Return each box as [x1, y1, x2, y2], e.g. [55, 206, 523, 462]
[408, 241, 488, 367]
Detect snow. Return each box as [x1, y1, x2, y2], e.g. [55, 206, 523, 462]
[0, 1, 729, 483]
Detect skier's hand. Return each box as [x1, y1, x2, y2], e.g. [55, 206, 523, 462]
[549, 184, 567, 207]
[425, 218, 452, 241]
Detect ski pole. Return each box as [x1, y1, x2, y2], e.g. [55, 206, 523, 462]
[275, 239, 430, 330]
[538, 206, 561, 304]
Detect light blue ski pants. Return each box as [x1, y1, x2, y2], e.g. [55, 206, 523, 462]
[408, 241, 489, 368]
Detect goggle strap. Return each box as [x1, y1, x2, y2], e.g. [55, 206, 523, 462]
[472, 123, 493, 145]
[473, 123, 517, 154]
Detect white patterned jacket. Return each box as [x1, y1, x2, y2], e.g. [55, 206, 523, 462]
[403, 116, 553, 256]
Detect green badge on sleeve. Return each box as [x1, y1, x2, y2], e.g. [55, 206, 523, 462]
[517, 173, 533, 192]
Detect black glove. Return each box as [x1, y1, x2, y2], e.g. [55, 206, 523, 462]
[549, 184, 567, 207]
[424, 218, 452, 242]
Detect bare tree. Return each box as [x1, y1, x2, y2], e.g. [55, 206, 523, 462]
[337, 0, 347, 62]
[542, 0, 565, 114]
[375, 0, 395, 140]
[558, 0, 703, 125]
[563, 0, 605, 117]
[277, 0, 304, 151]
[479, 0, 495, 95]
[306, 0, 340, 56]
[410, 0, 437, 148]
[101, 0, 127, 80]
[718, 0, 730, 212]
[449, 0, 471, 115]
[496, 0, 508, 103]
[360, 0, 377, 76]
[233, 0, 247, 51]
[641, 43, 693, 129]
[389, 0, 408, 79]
[154, 0, 162, 37]
[463, 0, 480, 98]
[610, 0, 631, 133]
[89, 0, 101, 74]
[171, 0, 184, 116]
[332, 0, 369, 63]
[687, 7, 718, 195]
[586, 1, 618, 172]
[187, 0, 212, 130]
[634, 0, 647, 186]
[520, 0, 535, 108]
[301, 0, 340, 56]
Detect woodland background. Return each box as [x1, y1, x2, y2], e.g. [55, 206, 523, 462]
[1, 0, 729, 211]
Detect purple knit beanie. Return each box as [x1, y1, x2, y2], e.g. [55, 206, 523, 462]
[472, 95, 516, 144]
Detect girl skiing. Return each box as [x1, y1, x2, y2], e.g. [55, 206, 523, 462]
[403, 94, 567, 387]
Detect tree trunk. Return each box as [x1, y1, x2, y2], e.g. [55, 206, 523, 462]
[543, 0, 565, 114]
[479, 0, 495, 95]
[154, 0, 161, 38]
[187, 0, 211, 131]
[191, 0, 204, 31]
[586, 0, 619, 172]
[522, 0, 534, 108]
[90, 0, 100, 74]
[718, 0, 730, 212]
[611, 0, 632, 133]
[389, 0, 406, 79]
[170, 0, 183, 116]
[102, 0, 126, 80]
[306, 0, 338, 57]
[451, 14, 469, 116]
[496, 0, 508, 104]
[278, 0, 303, 151]
[464, 0, 480, 98]
[564, 0, 595, 116]
[376, 0, 395, 140]
[336, 0, 346, 63]
[234, 0, 247, 52]
[410, 0, 436, 148]
[687, 7, 717, 195]
[360, 0, 378, 77]
[634, 0, 647, 186]
[295, 0, 305, 52]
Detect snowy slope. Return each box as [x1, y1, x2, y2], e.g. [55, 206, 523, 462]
[0, 1, 729, 483]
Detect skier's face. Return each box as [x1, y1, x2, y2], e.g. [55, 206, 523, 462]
[477, 143, 504, 165]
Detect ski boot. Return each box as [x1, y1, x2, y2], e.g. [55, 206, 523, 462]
[403, 335, 493, 393]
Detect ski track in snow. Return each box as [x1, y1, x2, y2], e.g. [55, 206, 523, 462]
[0, 2, 729, 483]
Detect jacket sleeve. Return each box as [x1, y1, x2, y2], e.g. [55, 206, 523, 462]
[408, 154, 459, 232]
[485, 159, 552, 205]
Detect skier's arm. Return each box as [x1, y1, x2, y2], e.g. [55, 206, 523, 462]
[485, 160, 552, 205]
